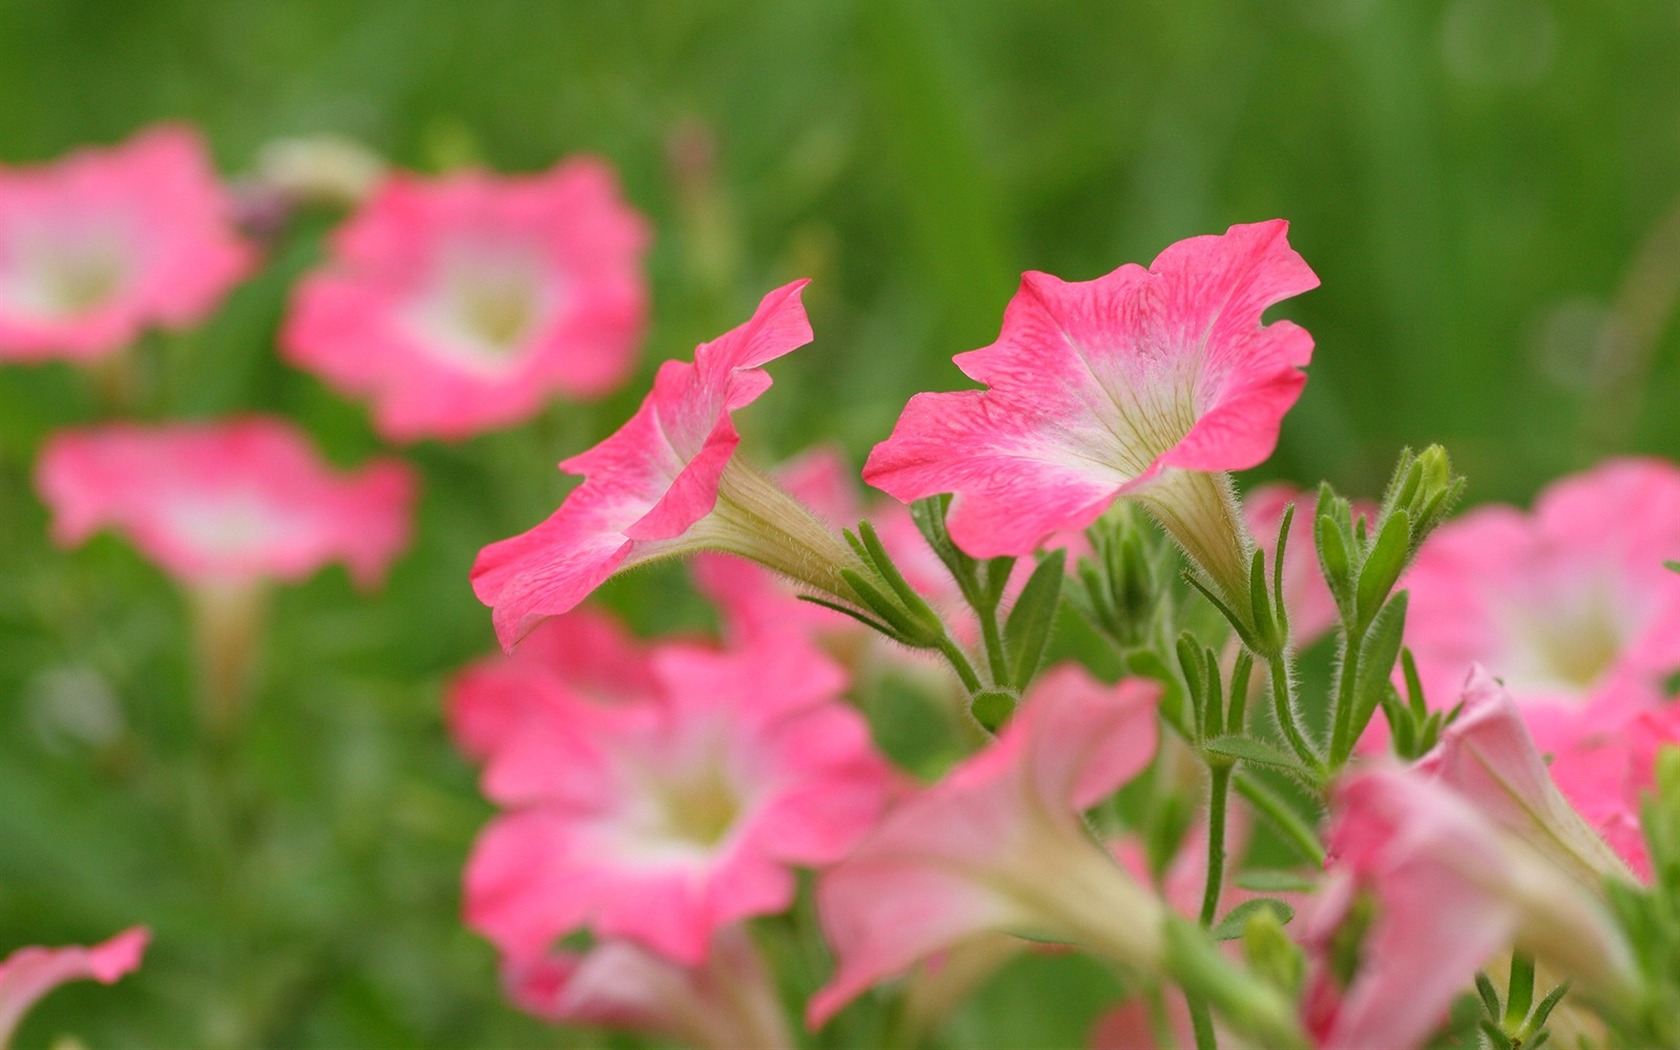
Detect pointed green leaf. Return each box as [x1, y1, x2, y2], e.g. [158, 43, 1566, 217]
[1004, 549, 1065, 689]
[1203, 735, 1306, 774]
[1355, 509, 1410, 632]
[1213, 898, 1295, 941]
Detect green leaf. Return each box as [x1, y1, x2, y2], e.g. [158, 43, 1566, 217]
[1004, 549, 1065, 690]
[1314, 503, 1354, 618]
[1213, 898, 1295, 941]
[1271, 502, 1295, 643]
[1355, 509, 1410, 632]
[1203, 735, 1306, 774]
[970, 689, 1017, 733]
[1182, 571, 1261, 653]
[1474, 971, 1503, 1020]
[856, 519, 942, 633]
[1340, 591, 1409, 765]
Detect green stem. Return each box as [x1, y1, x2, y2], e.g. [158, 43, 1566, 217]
[1327, 627, 1364, 768]
[1188, 995, 1218, 1050]
[1265, 651, 1321, 772]
[1199, 764, 1233, 927]
[934, 636, 984, 695]
[977, 600, 1009, 686]
[1234, 774, 1326, 865]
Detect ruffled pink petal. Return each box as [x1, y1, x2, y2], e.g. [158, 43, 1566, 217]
[471, 281, 813, 649]
[864, 220, 1317, 558]
[0, 927, 148, 1042]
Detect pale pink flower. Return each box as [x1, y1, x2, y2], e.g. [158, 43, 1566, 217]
[0, 126, 252, 362]
[1415, 667, 1633, 887]
[1306, 768, 1635, 1050]
[1403, 459, 1680, 756]
[864, 221, 1318, 605]
[472, 280, 859, 649]
[809, 664, 1162, 1026]
[447, 607, 659, 763]
[1549, 704, 1680, 879]
[0, 927, 148, 1045]
[463, 632, 888, 966]
[502, 928, 791, 1050]
[35, 417, 416, 589]
[283, 159, 649, 440]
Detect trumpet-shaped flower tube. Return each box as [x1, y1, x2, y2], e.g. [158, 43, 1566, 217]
[283, 159, 649, 440]
[0, 126, 252, 362]
[1415, 667, 1634, 887]
[1306, 768, 1636, 1050]
[472, 280, 861, 649]
[0, 928, 148, 1046]
[809, 665, 1162, 1026]
[463, 632, 887, 966]
[35, 416, 416, 588]
[864, 221, 1317, 607]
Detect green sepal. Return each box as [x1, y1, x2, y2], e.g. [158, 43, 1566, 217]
[1003, 549, 1065, 690]
[1213, 898, 1295, 941]
[1203, 735, 1306, 775]
[969, 689, 1017, 733]
[1355, 509, 1409, 633]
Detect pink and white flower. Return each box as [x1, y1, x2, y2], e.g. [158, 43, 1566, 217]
[863, 221, 1318, 608]
[0, 125, 252, 362]
[809, 664, 1162, 1026]
[283, 159, 649, 440]
[447, 607, 660, 763]
[1306, 767, 1636, 1050]
[472, 280, 861, 649]
[0, 927, 148, 1046]
[1403, 459, 1680, 756]
[502, 928, 792, 1050]
[462, 631, 888, 966]
[35, 416, 416, 589]
[1549, 704, 1680, 879]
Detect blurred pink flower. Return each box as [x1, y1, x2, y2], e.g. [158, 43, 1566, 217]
[283, 159, 649, 440]
[863, 221, 1317, 602]
[503, 928, 791, 1050]
[447, 607, 660, 763]
[0, 126, 252, 362]
[1550, 704, 1680, 880]
[1404, 458, 1680, 757]
[1306, 767, 1635, 1050]
[472, 281, 859, 649]
[35, 416, 416, 588]
[809, 664, 1162, 1027]
[1416, 666, 1633, 887]
[0, 927, 148, 1045]
[463, 632, 888, 966]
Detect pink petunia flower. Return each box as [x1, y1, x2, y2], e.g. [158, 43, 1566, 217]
[809, 664, 1162, 1026]
[1403, 458, 1680, 759]
[502, 927, 792, 1050]
[0, 927, 148, 1045]
[0, 125, 252, 363]
[863, 221, 1318, 611]
[462, 631, 888, 966]
[35, 417, 416, 589]
[447, 607, 660, 763]
[1415, 667, 1634, 887]
[1548, 704, 1680, 879]
[472, 280, 861, 649]
[1306, 767, 1635, 1050]
[282, 160, 649, 440]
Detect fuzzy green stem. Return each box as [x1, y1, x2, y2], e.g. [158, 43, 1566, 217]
[1328, 626, 1364, 769]
[1267, 651, 1322, 772]
[1199, 765, 1233, 927]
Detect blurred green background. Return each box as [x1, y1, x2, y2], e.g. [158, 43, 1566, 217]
[1, 0, 1678, 1046]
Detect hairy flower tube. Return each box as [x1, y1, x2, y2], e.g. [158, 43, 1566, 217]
[502, 927, 792, 1050]
[0, 927, 147, 1047]
[863, 221, 1318, 616]
[472, 280, 863, 649]
[283, 159, 649, 440]
[809, 664, 1163, 1025]
[1306, 768, 1637, 1049]
[1403, 458, 1680, 753]
[461, 630, 889, 966]
[0, 125, 252, 363]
